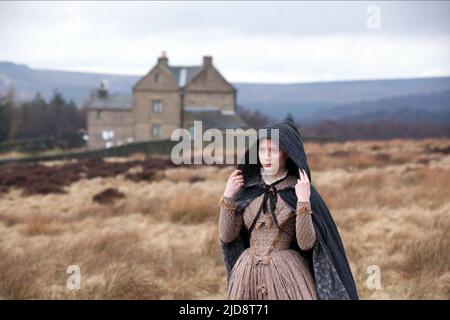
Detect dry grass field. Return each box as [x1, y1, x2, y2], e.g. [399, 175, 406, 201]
[0, 138, 449, 299]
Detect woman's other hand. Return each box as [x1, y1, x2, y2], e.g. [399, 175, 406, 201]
[295, 169, 311, 202]
[224, 169, 244, 198]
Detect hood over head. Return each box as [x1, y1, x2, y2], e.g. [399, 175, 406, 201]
[237, 119, 311, 187]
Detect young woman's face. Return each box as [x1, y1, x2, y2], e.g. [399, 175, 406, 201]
[258, 138, 288, 174]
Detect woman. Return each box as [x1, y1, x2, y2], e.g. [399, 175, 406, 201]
[218, 119, 358, 300]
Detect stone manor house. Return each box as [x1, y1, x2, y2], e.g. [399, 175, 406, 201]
[86, 52, 248, 149]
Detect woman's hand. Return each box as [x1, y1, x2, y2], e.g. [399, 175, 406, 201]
[224, 169, 244, 198]
[295, 169, 311, 202]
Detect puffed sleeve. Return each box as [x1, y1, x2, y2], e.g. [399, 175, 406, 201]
[218, 196, 244, 243]
[295, 201, 316, 250]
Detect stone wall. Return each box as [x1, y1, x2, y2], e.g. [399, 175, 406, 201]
[133, 90, 181, 142]
[87, 109, 134, 149]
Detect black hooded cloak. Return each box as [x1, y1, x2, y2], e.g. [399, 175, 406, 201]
[220, 119, 359, 300]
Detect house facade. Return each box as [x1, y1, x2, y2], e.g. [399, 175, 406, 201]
[87, 52, 248, 149]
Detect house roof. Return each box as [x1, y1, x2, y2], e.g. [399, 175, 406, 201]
[184, 106, 249, 130]
[167, 66, 203, 87]
[89, 98, 248, 129]
[89, 94, 133, 110]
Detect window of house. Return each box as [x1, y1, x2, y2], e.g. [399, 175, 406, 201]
[155, 73, 159, 82]
[152, 99, 162, 113]
[152, 124, 161, 138]
[96, 110, 101, 119]
[102, 130, 114, 140]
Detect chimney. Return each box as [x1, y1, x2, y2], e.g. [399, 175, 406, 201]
[203, 55, 213, 66]
[158, 50, 169, 66]
[97, 81, 108, 98]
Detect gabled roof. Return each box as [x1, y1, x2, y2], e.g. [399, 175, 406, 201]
[89, 94, 132, 110]
[184, 106, 249, 130]
[167, 66, 203, 87]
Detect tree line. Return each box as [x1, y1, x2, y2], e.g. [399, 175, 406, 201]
[0, 91, 447, 154]
[237, 105, 450, 141]
[0, 89, 87, 149]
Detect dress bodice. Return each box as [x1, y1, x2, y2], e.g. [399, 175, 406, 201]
[243, 174, 298, 264]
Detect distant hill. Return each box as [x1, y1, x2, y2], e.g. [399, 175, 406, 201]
[234, 78, 450, 122]
[318, 90, 450, 124]
[0, 61, 139, 106]
[1, 61, 449, 123]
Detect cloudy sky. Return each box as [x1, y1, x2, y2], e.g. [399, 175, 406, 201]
[1, 1, 450, 83]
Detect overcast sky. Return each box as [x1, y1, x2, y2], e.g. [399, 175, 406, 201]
[1, 1, 450, 83]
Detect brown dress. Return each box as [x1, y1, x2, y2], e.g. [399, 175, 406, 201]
[219, 172, 318, 300]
